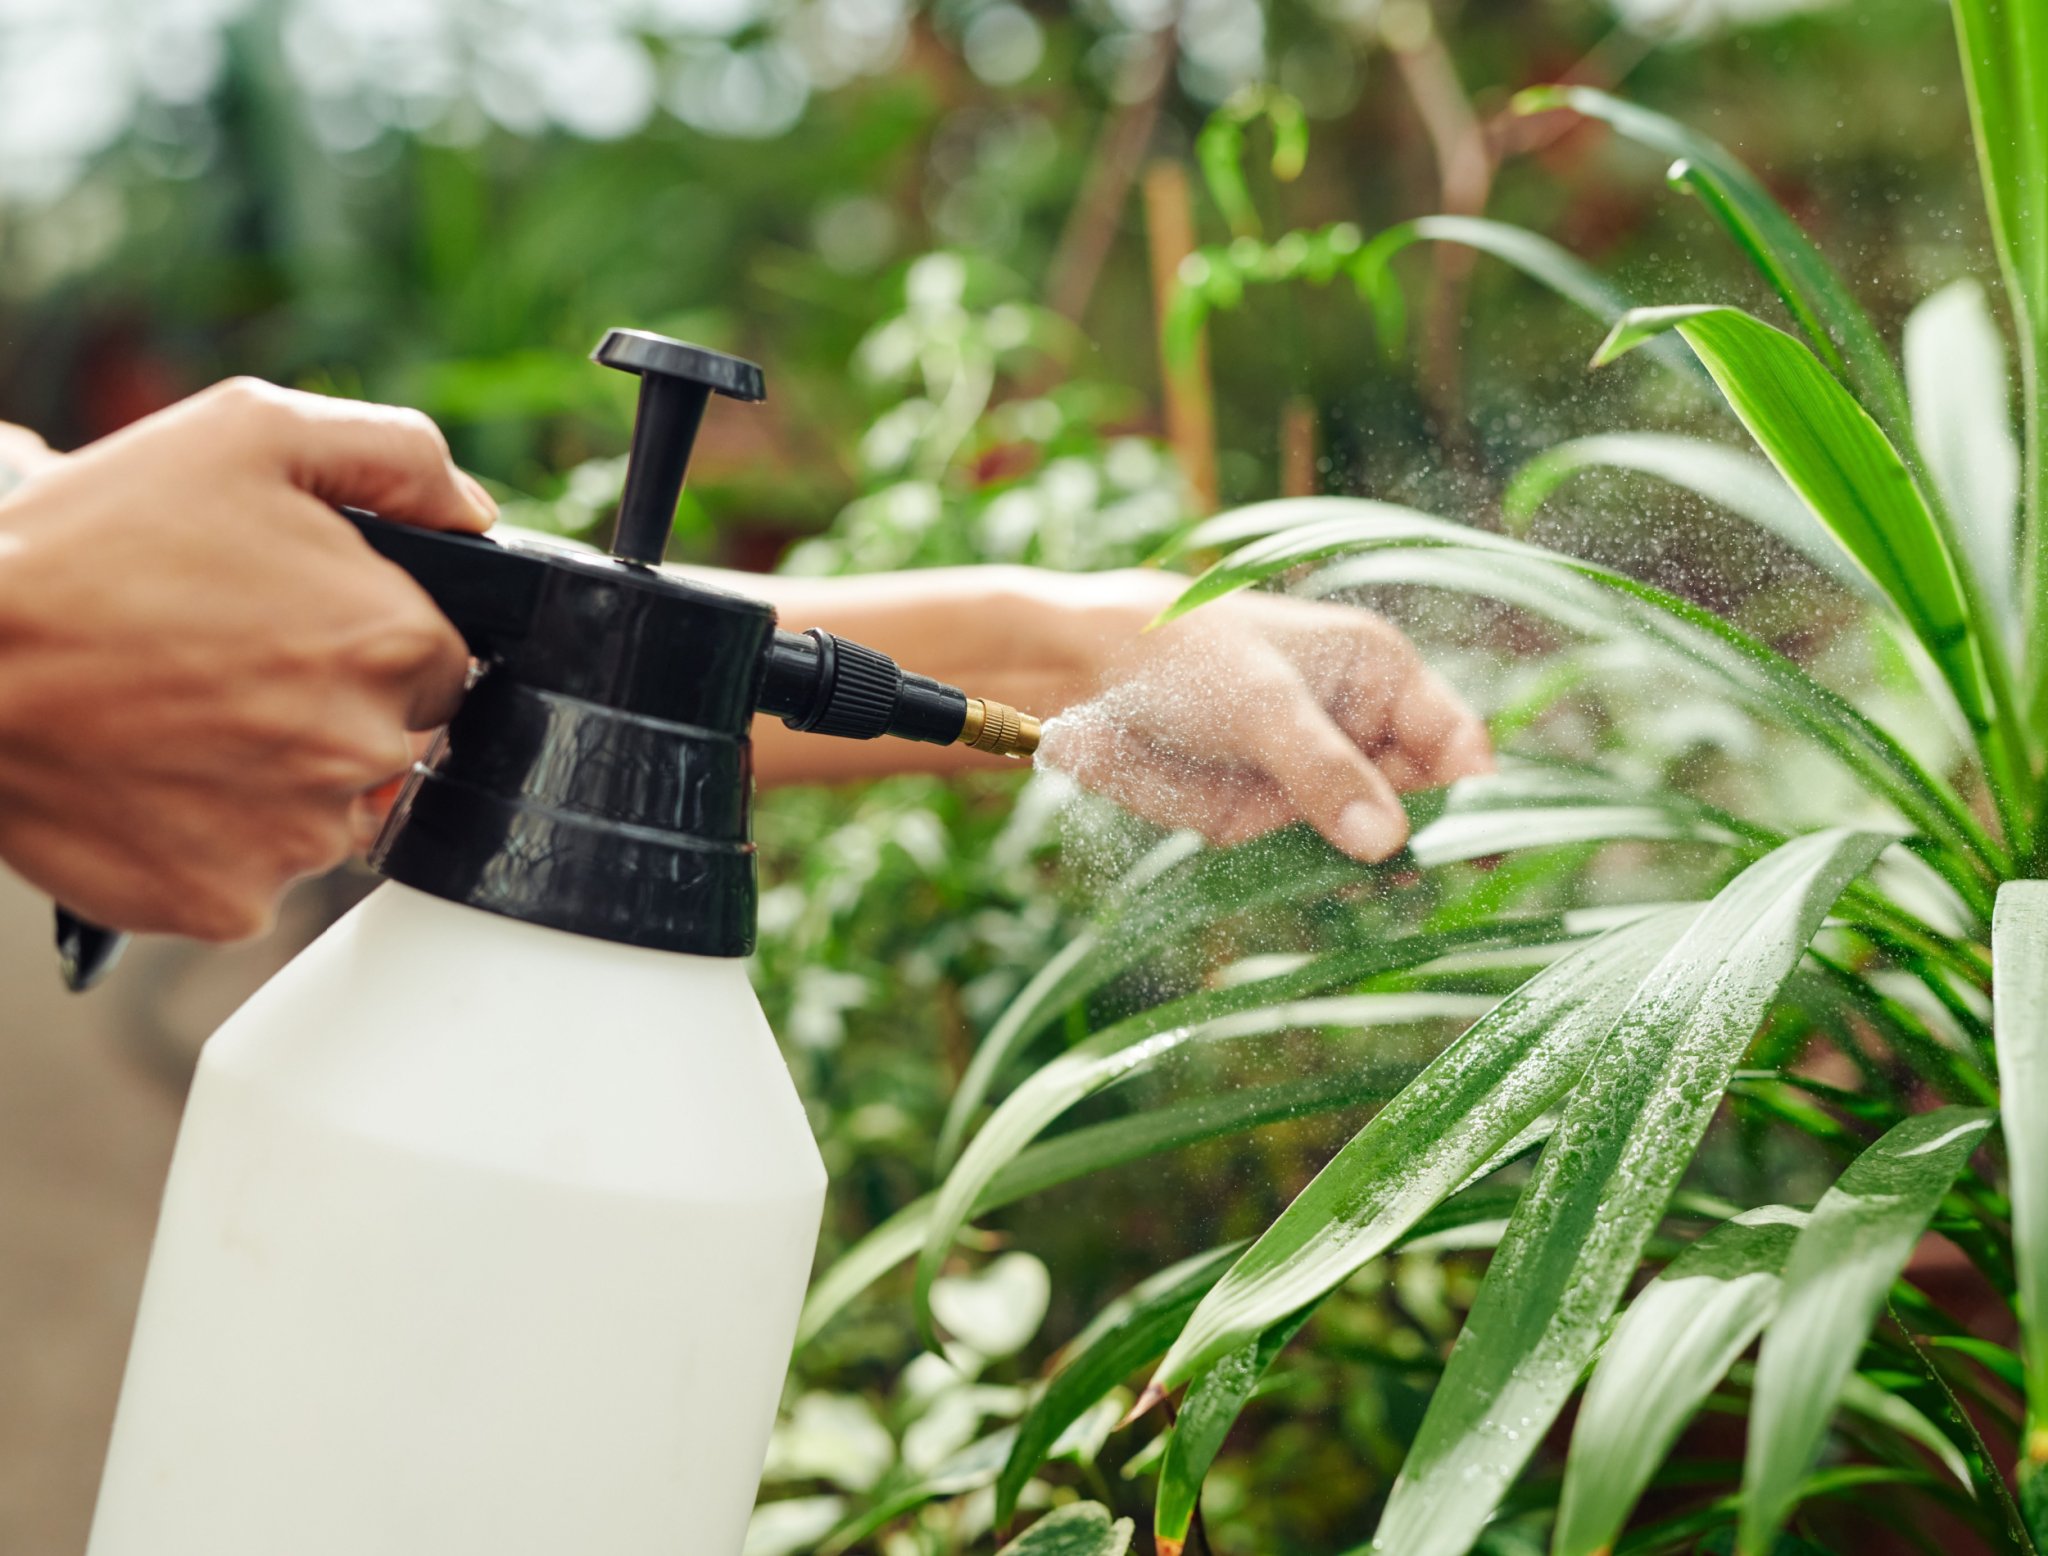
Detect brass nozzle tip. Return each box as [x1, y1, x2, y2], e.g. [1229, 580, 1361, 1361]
[960, 697, 1041, 758]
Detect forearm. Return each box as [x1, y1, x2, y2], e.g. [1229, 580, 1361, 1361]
[675, 563, 1174, 786]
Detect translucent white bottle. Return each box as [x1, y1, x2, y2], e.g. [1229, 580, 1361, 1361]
[88, 882, 825, 1556]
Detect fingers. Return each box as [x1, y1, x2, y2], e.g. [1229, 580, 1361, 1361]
[1047, 684, 1410, 862]
[1372, 667, 1495, 789]
[1264, 698, 1412, 861]
[203, 378, 497, 533]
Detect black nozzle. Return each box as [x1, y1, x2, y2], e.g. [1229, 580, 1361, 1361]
[592, 329, 766, 566]
[758, 629, 968, 745]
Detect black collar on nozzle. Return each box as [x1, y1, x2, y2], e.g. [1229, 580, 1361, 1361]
[55, 328, 1032, 987]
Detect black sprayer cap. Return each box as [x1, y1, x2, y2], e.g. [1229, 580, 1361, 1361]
[353, 330, 978, 959]
[52, 328, 1021, 988]
[363, 331, 780, 956]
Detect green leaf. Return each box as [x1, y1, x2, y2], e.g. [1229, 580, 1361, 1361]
[919, 933, 1535, 1341]
[1905, 281, 2020, 632]
[799, 1063, 1415, 1351]
[1514, 85, 1910, 439]
[1155, 1310, 1314, 1556]
[1595, 304, 2023, 825]
[1371, 829, 1888, 1556]
[1352, 215, 1701, 384]
[1502, 432, 1873, 600]
[939, 827, 1379, 1164]
[1554, 1206, 1809, 1556]
[820, 1427, 1017, 1554]
[1948, 0, 2048, 707]
[996, 1244, 1244, 1526]
[1151, 907, 1698, 1397]
[998, 1502, 1134, 1556]
[1161, 498, 2001, 883]
[1740, 1105, 1995, 1555]
[1925, 1335, 2028, 1393]
[1001, 1180, 1524, 1531]
[802, 1027, 1518, 1353]
[1410, 763, 1753, 867]
[1996, 883, 2048, 1467]
[1834, 1372, 1974, 1495]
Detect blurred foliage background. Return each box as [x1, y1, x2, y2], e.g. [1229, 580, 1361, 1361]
[0, 0, 2007, 1550]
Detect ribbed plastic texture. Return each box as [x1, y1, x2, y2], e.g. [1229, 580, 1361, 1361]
[796, 630, 901, 739]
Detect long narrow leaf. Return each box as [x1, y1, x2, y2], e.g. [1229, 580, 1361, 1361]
[1502, 431, 1874, 599]
[940, 827, 1377, 1164]
[799, 978, 1575, 1351]
[1949, 0, 2048, 710]
[1150, 907, 1699, 1396]
[1161, 498, 2001, 882]
[1996, 884, 2048, 1478]
[1596, 309, 1984, 719]
[919, 925, 1556, 1339]
[1597, 304, 2026, 832]
[1353, 215, 1702, 384]
[995, 1244, 1244, 1526]
[1514, 85, 1910, 440]
[1154, 1309, 1315, 1556]
[1905, 281, 2020, 631]
[1740, 1106, 1996, 1555]
[1410, 763, 1757, 868]
[1554, 1206, 1808, 1556]
[1369, 829, 1887, 1556]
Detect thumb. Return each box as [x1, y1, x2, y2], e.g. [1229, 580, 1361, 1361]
[1268, 700, 1411, 862]
[229, 382, 496, 533]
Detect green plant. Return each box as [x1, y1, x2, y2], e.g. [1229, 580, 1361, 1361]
[795, 4, 2048, 1553]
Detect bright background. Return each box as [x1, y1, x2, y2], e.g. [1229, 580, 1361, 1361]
[0, 0, 1991, 1550]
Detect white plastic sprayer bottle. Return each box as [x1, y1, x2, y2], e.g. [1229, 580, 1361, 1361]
[71, 330, 1040, 1556]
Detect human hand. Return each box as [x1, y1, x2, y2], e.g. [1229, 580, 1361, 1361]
[0, 379, 495, 940]
[1036, 571, 1493, 861]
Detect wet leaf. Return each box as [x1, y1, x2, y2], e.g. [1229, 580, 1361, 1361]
[1371, 830, 1886, 1556]
[799, 1061, 1445, 1349]
[1502, 431, 1872, 600]
[1740, 1106, 1994, 1554]
[921, 922, 1552, 1342]
[1996, 884, 2048, 1473]
[1155, 1309, 1313, 1555]
[1151, 907, 1698, 1396]
[1160, 498, 1999, 882]
[1514, 85, 1909, 439]
[1554, 1206, 1808, 1556]
[1595, 304, 2021, 823]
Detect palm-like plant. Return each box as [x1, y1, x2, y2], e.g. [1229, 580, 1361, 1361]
[796, 6, 2048, 1554]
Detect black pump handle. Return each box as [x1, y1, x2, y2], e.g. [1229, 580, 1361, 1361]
[591, 330, 766, 566]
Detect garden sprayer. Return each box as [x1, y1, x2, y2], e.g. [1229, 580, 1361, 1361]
[72, 330, 1040, 1556]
